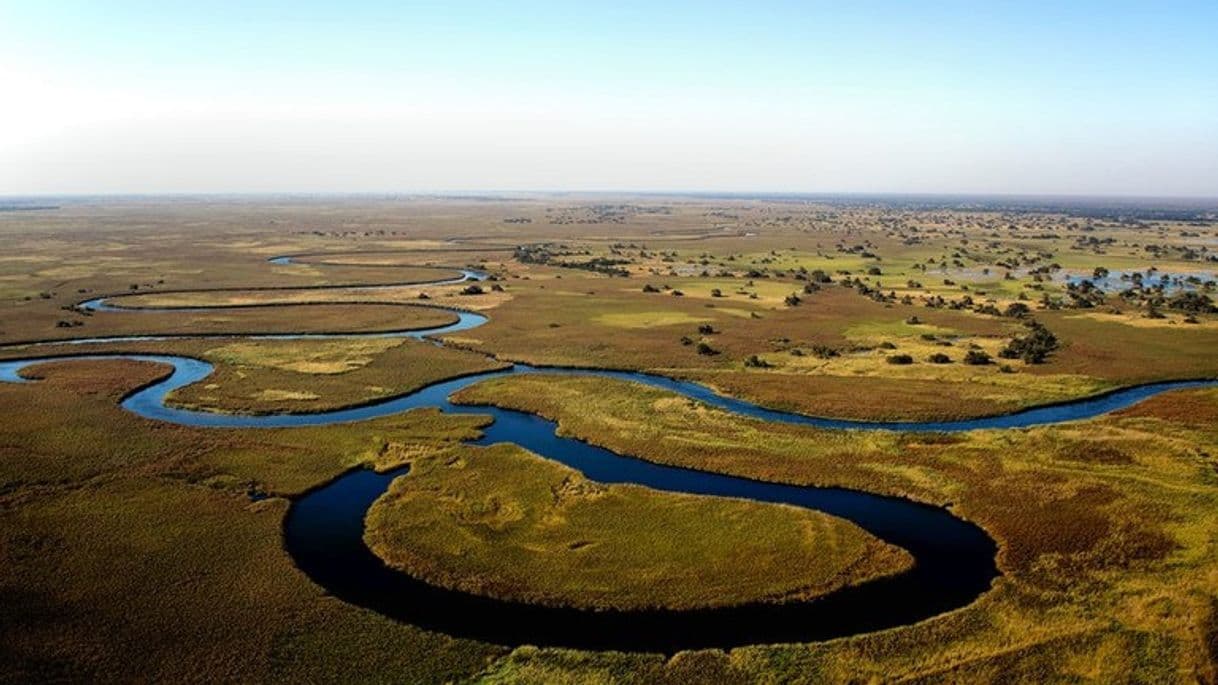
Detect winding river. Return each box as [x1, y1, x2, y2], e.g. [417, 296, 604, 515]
[1, 256, 1212, 652]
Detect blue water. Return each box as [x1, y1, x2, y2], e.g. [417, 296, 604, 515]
[2, 354, 1211, 432]
[1064, 269, 1216, 294]
[2, 256, 1211, 651]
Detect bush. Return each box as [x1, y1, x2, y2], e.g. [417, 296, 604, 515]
[460, 284, 484, 295]
[886, 354, 914, 365]
[743, 355, 771, 368]
[1003, 302, 1031, 318]
[998, 321, 1058, 364]
[810, 345, 839, 359]
[1166, 291, 1216, 314]
[963, 349, 992, 365]
[697, 324, 716, 335]
[696, 342, 718, 356]
[927, 353, 952, 364]
[642, 284, 660, 293]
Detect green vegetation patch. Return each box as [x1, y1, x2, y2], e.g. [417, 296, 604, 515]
[593, 310, 711, 329]
[364, 443, 911, 611]
[168, 337, 509, 414]
[206, 337, 406, 374]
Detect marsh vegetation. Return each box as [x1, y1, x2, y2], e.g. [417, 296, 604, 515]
[2, 195, 1217, 682]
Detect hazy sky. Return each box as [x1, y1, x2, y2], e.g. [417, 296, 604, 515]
[2, 1, 1216, 196]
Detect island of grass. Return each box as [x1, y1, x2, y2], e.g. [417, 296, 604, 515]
[165, 337, 509, 414]
[364, 443, 912, 611]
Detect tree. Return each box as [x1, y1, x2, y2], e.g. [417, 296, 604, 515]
[998, 320, 1058, 364]
[1003, 302, 1030, 318]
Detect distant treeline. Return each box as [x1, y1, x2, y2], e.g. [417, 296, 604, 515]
[679, 192, 1218, 223]
[0, 204, 60, 212]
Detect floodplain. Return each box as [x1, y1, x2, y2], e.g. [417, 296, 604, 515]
[2, 195, 1218, 682]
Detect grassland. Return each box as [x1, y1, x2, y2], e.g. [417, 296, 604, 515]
[365, 443, 910, 611]
[454, 373, 1218, 681]
[0, 297, 460, 345]
[0, 335, 509, 416]
[169, 337, 508, 414]
[0, 359, 505, 681]
[2, 196, 1218, 683]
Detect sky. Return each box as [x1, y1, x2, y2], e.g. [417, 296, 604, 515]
[2, 1, 1216, 197]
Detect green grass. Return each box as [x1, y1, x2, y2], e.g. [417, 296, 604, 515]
[365, 443, 910, 611]
[0, 359, 503, 682]
[170, 337, 509, 415]
[4, 199, 1218, 682]
[454, 373, 1218, 681]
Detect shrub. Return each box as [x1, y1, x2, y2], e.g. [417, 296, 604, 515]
[1166, 291, 1216, 314]
[1004, 302, 1031, 318]
[927, 353, 952, 364]
[998, 321, 1058, 364]
[963, 349, 992, 365]
[810, 345, 839, 359]
[744, 355, 771, 368]
[696, 342, 718, 355]
[886, 354, 914, 365]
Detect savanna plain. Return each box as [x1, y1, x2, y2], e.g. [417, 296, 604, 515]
[2, 195, 1218, 683]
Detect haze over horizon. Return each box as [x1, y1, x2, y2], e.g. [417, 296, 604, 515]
[3, 1, 1216, 197]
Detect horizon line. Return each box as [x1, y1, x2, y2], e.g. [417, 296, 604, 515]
[3, 190, 1218, 205]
